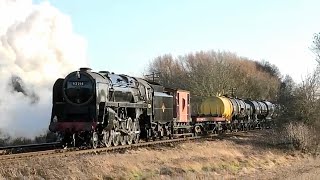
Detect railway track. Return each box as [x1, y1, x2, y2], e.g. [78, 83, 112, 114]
[0, 142, 61, 155]
[0, 130, 256, 162]
[0, 134, 218, 161]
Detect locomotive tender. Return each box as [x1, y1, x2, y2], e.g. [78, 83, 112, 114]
[49, 68, 276, 148]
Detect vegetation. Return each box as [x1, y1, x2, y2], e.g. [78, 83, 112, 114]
[277, 34, 320, 152]
[146, 51, 281, 113]
[0, 130, 57, 147]
[269, 33, 319, 152]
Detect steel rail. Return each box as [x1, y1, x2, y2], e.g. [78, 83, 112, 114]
[0, 142, 61, 150]
[0, 135, 214, 161]
[0, 142, 61, 155]
[0, 130, 257, 162]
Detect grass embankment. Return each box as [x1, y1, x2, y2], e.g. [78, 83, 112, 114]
[0, 130, 318, 179]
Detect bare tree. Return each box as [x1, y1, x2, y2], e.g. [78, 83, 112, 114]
[312, 33, 320, 63]
[294, 66, 320, 124]
[145, 50, 282, 114]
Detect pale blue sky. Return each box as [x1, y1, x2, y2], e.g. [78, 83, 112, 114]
[47, 0, 319, 82]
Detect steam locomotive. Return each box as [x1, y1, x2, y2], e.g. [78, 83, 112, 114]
[49, 68, 276, 148]
[49, 68, 174, 148]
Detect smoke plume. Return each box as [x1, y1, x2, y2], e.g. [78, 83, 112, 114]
[0, 0, 88, 138]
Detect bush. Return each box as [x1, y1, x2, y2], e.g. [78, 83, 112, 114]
[272, 122, 319, 153]
[0, 130, 58, 146]
[284, 122, 318, 152]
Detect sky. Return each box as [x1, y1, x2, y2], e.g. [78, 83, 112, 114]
[45, 0, 319, 83]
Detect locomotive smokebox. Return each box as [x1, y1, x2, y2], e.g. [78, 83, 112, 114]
[79, 67, 92, 72]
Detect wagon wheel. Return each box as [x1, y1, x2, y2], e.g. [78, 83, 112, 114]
[91, 131, 99, 149]
[165, 124, 172, 139]
[245, 122, 249, 131]
[102, 130, 112, 147]
[126, 118, 133, 145]
[194, 125, 202, 137]
[119, 134, 127, 145]
[132, 120, 140, 144]
[72, 133, 76, 147]
[119, 122, 127, 145]
[112, 129, 120, 146]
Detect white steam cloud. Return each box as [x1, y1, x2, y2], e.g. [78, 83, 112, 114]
[0, 0, 88, 138]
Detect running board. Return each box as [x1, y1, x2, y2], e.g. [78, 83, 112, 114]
[172, 133, 194, 137]
[173, 126, 193, 129]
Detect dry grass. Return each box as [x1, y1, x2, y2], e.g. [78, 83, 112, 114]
[0, 130, 318, 179]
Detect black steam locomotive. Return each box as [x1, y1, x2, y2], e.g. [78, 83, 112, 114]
[49, 68, 173, 148]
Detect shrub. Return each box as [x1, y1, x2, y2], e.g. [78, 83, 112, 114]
[272, 122, 319, 153]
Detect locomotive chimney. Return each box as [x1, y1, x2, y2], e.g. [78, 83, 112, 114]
[79, 67, 92, 72]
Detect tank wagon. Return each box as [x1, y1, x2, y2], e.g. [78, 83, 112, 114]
[192, 96, 275, 135]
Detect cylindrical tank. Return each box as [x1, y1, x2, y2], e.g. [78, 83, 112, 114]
[199, 96, 233, 120]
[258, 101, 268, 116]
[229, 98, 247, 119]
[245, 100, 261, 121]
[263, 101, 275, 120]
[229, 98, 239, 116]
[245, 102, 253, 119]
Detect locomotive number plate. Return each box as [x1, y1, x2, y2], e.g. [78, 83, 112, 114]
[72, 81, 85, 86]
